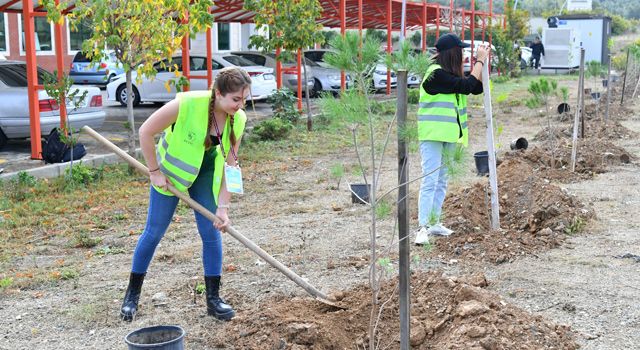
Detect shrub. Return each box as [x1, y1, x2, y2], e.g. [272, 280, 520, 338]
[252, 118, 293, 141]
[268, 88, 301, 124]
[63, 163, 104, 188]
[612, 53, 628, 72]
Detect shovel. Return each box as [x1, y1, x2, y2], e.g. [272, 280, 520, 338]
[82, 126, 341, 308]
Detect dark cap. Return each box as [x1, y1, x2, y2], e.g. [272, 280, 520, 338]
[435, 33, 470, 52]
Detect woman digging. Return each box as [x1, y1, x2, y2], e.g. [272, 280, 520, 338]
[120, 67, 251, 321]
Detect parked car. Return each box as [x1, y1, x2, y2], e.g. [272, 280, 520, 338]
[69, 50, 124, 86]
[301, 57, 350, 95]
[106, 53, 277, 107]
[231, 51, 315, 94]
[0, 60, 105, 150]
[370, 63, 397, 91]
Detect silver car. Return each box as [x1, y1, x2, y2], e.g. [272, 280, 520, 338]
[302, 57, 351, 95]
[231, 51, 315, 94]
[69, 50, 124, 86]
[0, 60, 105, 150]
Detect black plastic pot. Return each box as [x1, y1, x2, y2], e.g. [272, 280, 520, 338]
[510, 137, 529, 150]
[591, 92, 601, 100]
[602, 79, 608, 88]
[473, 151, 489, 176]
[125, 325, 185, 350]
[557, 103, 570, 114]
[350, 183, 371, 204]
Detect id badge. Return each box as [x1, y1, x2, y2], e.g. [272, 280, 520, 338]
[224, 164, 244, 195]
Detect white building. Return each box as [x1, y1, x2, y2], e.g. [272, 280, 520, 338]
[190, 23, 265, 53]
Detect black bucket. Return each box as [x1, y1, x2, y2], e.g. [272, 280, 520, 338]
[125, 325, 185, 350]
[473, 151, 489, 176]
[557, 103, 570, 114]
[510, 137, 528, 150]
[350, 184, 371, 204]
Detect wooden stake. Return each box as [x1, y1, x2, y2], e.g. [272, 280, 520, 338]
[605, 53, 612, 124]
[621, 48, 630, 106]
[481, 58, 500, 230]
[571, 49, 586, 172]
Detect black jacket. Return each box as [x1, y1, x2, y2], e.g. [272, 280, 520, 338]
[422, 68, 483, 96]
[530, 42, 545, 58]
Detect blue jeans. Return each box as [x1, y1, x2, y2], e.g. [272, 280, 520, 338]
[131, 150, 223, 276]
[418, 141, 456, 227]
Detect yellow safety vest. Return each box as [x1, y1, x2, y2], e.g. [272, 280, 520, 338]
[417, 64, 468, 146]
[154, 90, 246, 203]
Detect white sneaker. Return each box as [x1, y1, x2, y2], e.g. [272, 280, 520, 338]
[429, 223, 454, 237]
[415, 226, 431, 245]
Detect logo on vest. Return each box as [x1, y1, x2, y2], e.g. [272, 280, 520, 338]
[185, 130, 196, 145]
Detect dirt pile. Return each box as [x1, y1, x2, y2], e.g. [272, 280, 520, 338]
[210, 271, 578, 349]
[533, 120, 637, 141]
[514, 140, 632, 181]
[438, 158, 593, 264]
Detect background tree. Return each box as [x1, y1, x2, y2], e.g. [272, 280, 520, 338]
[45, 0, 214, 157]
[244, 0, 324, 131]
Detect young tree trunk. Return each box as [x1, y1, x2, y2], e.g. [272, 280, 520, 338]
[126, 70, 137, 158]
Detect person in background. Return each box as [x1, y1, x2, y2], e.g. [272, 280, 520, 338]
[120, 67, 251, 322]
[415, 33, 490, 245]
[530, 36, 545, 71]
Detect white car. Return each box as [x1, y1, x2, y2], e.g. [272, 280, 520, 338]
[0, 60, 105, 150]
[370, 63, 397, 91]
[106, 54, 276, 107]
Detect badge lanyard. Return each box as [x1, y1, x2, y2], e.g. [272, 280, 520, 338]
[212, 115, 243, 195]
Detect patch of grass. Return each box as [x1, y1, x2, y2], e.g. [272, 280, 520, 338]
[69, 302, 99, 323]
[60, 267, 80, 280]
[0, 164, 147, 260]
[72, 231, 102, 248]
[0, 276, 13, 289]
[375, 200, 392, 220]
[565, 217, 587, 235]
[195, 282, 206, 295]
[95, 246, 126, 256]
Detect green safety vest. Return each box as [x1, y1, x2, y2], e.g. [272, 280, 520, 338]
[154, 90, 246, 203]
[417, 64, 468, 146]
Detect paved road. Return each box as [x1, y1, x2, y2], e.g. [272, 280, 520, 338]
[0, 90, 273, 174]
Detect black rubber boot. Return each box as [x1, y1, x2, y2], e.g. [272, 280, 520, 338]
[120, 272, 145, 322]
[205, 276, 235, 321]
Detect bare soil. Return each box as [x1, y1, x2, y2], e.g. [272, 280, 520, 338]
[433, 157, 593, 264]
[211, 271, 578, 349]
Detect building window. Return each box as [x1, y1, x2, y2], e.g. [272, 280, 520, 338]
[218, 23, 230, 51]
[69, 19, 92, 52]
[20, 15, 53, 52]
[0, 14, 7, 52]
